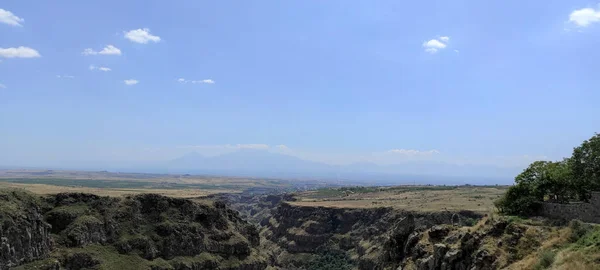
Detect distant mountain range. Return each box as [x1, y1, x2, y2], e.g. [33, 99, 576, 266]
[155, 149, 520, 185]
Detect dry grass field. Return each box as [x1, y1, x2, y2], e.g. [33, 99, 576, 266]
[0, 169, 291, 197]
[0, 182, 231, 197]
[290, 186, 508, 213]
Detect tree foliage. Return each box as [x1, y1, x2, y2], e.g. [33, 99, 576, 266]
[496, 133, 600, 216]
[570, 134, 600, 200]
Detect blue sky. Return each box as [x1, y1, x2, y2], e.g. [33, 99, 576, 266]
[1, 0, 599, 170]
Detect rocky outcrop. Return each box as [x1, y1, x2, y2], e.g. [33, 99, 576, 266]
[3, 190, 267, 270]
[253, 200, 486, 270]
[0, 189, 52, 269]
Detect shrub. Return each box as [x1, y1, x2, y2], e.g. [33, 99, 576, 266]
[306, 247, 352, 270]
[494, 183, 541, 216]
[464, 218, 477, 227]
[568, 219, 592, 243]
[534, 250, 556, 270]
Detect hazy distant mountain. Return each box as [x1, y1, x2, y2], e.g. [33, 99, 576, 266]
[164, 149, 519, 185]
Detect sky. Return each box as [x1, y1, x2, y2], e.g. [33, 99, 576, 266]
[1, 0, 600, 171]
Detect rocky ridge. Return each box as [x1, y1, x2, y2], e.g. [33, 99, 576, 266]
[0, 189, 267, 270]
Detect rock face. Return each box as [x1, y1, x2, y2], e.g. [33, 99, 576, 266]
[244, 195, 485, 270]
[223, 193, 549, 270]
[0, 189, 52, 269]
[2, 190, 267, 270]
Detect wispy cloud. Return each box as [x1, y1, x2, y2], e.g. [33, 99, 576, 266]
[124, 79, 139, 85]
[82, 45, 121, 56]
[0, 46, 41, 58]
[124, 28, 161, 44]
[0, 8, 24, 26]
[89, 65, 111, 72]
[179, 144, 270, 150]
[422, 36, 450, 54]
[276, 144, 289, 150]
[387, 149, 440, 156]
[0, 83, 6, 88]
[56, 75, 75, 79]
[177, 78, 216, 84]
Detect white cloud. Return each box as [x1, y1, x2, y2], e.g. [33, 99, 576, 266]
[454, 49, 460, 53]
[569, 7, 600, 27]
[99, 45, 121, 55]
[124, 28, 161, 44]
[89, 65, 111, 72]
[82, 45, 121, 56]
[439, 36, 450, 42]
[387, 149, 440, 156]
[0, 83, 5, 88]
[0, 46, 41, 58]
[422, 38, 448, 54]
[276, 144, 289, 150]
[56, 75, 75, 79]
[178, 78, 216, 84]
[124, 79, 139, 85]
[0, 9, 24, 26]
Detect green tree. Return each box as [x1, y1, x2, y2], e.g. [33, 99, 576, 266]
[570, 133, 600, 201]
[495, 182, 540, 216]
[514, 160, 572, 202]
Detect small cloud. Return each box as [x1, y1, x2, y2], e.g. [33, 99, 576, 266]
[124, 79, 139, 85]
[439, 36, 450, 42]
[0, 83, 6, 88]
[454, 49, 460, 53]
[0, 46, 41, 58]
[82, 45, 121, 56]
[89, 65, 111, 72]
[124, 28, 161, 44]
[388, 149, 440, 156]
[82, 48, 97, 56]
[422, 38, 448, 54]
[179, 78, 216, 84]
[569, 7, 600, 27]
[56, 75, 75, 79]
[99, 45, 121, 55]
[0, 8, 24, 26]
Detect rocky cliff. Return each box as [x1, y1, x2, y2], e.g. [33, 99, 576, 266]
[0, 190, 52, 269]
[226, 194, 563, 270]
[1, 189, 267, 270]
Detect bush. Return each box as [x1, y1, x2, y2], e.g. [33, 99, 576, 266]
[534, 250, 556, 269]
[495, 184, 541, 216]
[464, 218, 477, 227]
[306, 247, 352, 270]
[568, 219, 592, 243]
